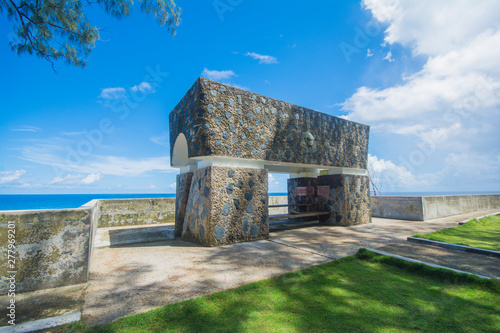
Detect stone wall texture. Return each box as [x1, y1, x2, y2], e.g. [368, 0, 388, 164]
[287, 177, 318, 213]
[175, 173, 193, 237]
[97, 198, 175, 227]
[0, 209, 91, 295]
[170, 78, 369, 169]
[182, 166, 269, 246]
[317, 175, 371, 226]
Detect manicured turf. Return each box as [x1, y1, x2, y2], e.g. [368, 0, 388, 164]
[413, 214, 500, 251]
[67, 249, 500, 333]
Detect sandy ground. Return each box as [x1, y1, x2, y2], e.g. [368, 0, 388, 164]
[82, 209, 500, 326]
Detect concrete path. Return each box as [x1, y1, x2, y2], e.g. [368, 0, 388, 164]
[82, 209, 500, 327]
[377, 243, 500, 279]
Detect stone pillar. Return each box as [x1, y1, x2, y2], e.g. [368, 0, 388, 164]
[182, 166, 269, 246]
[317, 174, 371, 226]
[175, 172, 193, 237]
[287, 177, 318, 213]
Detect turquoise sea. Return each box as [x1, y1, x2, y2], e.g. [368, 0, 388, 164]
[0, 191, 498, 211]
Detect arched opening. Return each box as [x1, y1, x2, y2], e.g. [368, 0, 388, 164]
[171, 133, 190, 167]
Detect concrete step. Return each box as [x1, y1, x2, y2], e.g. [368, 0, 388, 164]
[94, 224, 175, 248]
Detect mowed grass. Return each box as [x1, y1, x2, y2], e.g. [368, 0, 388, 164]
[413, 214, 500, 251]
[67, 249, 500, 333]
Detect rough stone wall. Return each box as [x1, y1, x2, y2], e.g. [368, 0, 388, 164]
[170, 78, 369, 169]
[97, 198, 175, 227]
[182, 166, 269, 246]
[175, 172, 193, 237]
[0, 209, 91, 295]
[287, 178, 318, 213]
[317, 175, 371, 226]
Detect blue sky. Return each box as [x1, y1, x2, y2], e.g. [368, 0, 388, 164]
[1, 0, 499, 194]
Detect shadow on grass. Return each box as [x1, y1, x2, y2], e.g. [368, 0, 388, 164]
[72, 247, 500, 333]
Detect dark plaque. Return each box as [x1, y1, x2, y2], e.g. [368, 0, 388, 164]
[317, 185, 331, 197]
[295, 186, 314, 196]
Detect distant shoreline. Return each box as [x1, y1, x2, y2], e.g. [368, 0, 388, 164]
[0, 191, 499, 211]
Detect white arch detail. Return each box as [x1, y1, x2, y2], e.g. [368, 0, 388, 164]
[171, 133, 190, 167]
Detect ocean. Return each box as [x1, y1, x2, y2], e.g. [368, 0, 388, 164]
[0, 191, 498, 211]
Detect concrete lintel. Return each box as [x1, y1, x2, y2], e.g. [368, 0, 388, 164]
[196, 156, 265, 169]
[328, 167, 367, 176]
[289, 169, 321, 178]
[179, 165, 196, 174]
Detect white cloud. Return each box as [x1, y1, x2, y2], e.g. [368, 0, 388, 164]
[343, 0, 500, 191]
[382, 51, 394, 62]
[168, 182, 176, 190]
[20, 143, 177, 177]
[245, 52, 278, 64]
[12, 126, 41, 132]
[81, 173, 102, 185]
[99, 81, 156, 101]
[368, 155, 426, 192]
[150, 132, 170, 146]
[201, 68, 236, 81]
[363, 0, 500, 56]
[131, 82, 154, 94]
[49, 174, 80, 185]
[0, 170, 26, 184]
[99, 87, 126, 100]
[366, 49, 373, 57]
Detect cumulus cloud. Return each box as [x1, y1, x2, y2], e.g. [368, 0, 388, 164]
[368, 155, 426, 192]
[81, 173, 102, 185]
[49, 174, 81, 185]
[0, 170, 26, 184]
[131, 82, 154, 94]
[99, 81, 156, 101]
[99, 87, 127, 100]
[341, 0, 500, 190]
[245, 52, 278, 64]
[201, 68, 236, 81]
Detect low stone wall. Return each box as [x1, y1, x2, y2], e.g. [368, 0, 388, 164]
[372, 194, 500, 221]
[96, 198, 176, 228]
[268, 196, 288, 214]
[0, 209, 91, 295]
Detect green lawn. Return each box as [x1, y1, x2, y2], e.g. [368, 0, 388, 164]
[67, 249, 500, 333]
[413, 214, 500, 251]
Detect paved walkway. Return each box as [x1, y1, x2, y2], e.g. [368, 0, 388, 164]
[82, 209, 500, 326]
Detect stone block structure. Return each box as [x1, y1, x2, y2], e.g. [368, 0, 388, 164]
[170, 78, 371, 246]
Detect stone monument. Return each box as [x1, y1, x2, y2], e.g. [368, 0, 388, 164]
[170, 78, 371, 246]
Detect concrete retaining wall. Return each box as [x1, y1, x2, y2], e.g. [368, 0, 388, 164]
[372, 194, 500, 221]
[371, 196, 424, 221]
[423, 195, 500, 220]
[0, 209, 91, 295]
[269, 196, 288, 214]
[96, 198, 176, 227]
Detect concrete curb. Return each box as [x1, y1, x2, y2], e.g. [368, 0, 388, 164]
[364, 248, 492, 280]
[0, 312, 81, 333]
[407, 237, 500, 258]
[458, 211, 500, 225]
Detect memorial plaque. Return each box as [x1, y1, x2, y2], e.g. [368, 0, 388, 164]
[317, 185, 331, 197]
[295, 186, 315, 196]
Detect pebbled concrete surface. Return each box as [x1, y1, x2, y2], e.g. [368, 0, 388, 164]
[82, 209, 500, 327]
